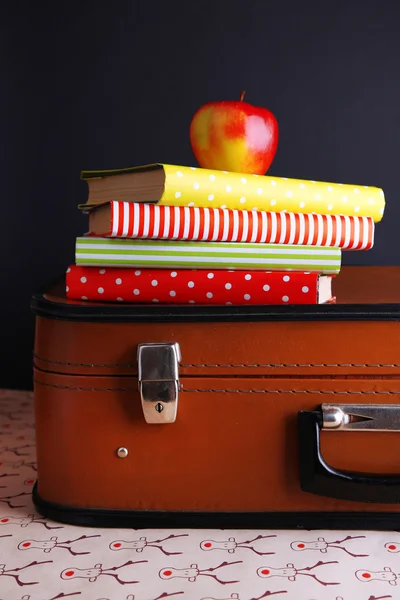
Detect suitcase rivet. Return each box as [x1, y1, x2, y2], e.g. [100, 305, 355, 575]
[155, 403, 164, 413]
[116, 447, 129, 458]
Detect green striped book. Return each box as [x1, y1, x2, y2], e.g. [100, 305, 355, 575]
[75, 237, 341, 273]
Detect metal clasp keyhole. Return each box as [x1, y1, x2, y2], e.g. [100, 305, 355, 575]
[155, 403, 164, 413]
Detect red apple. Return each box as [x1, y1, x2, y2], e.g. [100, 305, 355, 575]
[189, 91, 278, 175]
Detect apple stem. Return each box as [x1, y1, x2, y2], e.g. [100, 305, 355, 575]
[240, 90, 246, 102]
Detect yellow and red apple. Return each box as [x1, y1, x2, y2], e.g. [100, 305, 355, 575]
[189, 92, 278, 175]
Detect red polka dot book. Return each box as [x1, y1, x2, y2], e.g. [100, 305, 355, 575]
[66, 266, 335, 305]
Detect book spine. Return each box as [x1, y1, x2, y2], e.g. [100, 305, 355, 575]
[66, 266, 325, 305]
[100, 201, 374, 250]
[75, 237, 341, 274]
[161, 165, 385, 222]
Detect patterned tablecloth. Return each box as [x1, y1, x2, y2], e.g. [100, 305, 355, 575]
[0, 389, 398, 600]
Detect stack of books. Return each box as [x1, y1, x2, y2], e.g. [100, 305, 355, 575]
[66, 163, 385, 305]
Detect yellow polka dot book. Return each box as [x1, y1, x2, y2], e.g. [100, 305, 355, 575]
[66, 162, 386, 305]
[79, 163, 385, 222]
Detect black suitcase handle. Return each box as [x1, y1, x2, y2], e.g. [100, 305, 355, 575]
[298, 410, 400, 503]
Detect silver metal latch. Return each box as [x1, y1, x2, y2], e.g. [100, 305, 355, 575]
[321, 404, 400, 432]
[137, 342, 181, 424]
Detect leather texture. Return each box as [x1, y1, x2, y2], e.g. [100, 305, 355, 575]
[33, 266, 400, 513]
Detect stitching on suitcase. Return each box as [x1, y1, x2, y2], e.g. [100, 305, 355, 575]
[181, 363, 400, 368]
[34, 380, 137, 392]
[183, 389, 400, 394]
[33, 353, 135, 368]
[33, 354, 400, 369]
[34, 380, 400, 394]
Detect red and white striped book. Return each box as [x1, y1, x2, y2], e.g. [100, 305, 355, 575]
[66, 265, 336, 305]
[84, 201, 374, 250]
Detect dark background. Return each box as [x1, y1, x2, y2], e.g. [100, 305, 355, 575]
[1, 0, 399, 390]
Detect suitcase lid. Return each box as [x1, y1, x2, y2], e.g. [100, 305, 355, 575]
[32, 266, 400, 380]
[32, 266, 400, 322]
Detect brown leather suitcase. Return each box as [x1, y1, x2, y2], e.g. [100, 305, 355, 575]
[31, 266, 400, 529]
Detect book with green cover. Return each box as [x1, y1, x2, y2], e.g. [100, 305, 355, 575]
[75, 237, 341, 273]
